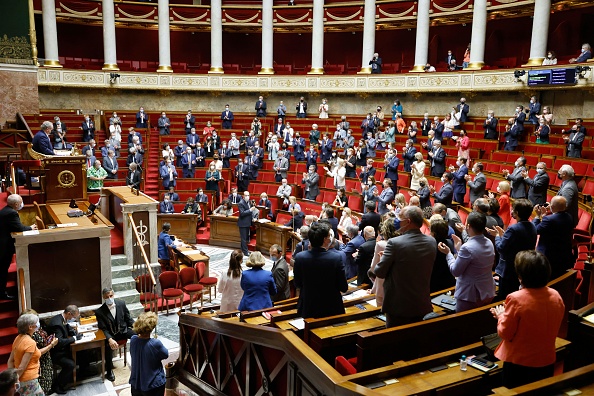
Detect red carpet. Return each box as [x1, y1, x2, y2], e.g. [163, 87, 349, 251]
[110, 227, 124, 255]
[144, 128, 161, 200]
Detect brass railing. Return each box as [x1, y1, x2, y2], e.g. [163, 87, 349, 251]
[127, 213, 158, 314]
[16, 112, 33, 140]
[18, 268, 27, 312]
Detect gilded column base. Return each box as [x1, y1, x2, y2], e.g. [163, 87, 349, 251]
[157, 65, 173, 73]
[522, 58, 544, 67]
[307, 67, 324, 75]
[258, 67, 275, 75]
[357, 67, 371, 74]
[208, 67, 224, 74]
[102, 63, 120, 71]
[464, 62, 484, 71]
[43, 60, 62, 68]
[409, 65, 426, 73]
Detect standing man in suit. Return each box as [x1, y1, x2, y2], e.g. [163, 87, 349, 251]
[305, 146, 318, 170]
[528, 96, 541, 124]
[564, 122, 586, 158]
[503, 118, 521, 151]
[238, 191, 258, 255]
[557, 164, 579, 227]
[372, 206, 437, 327]
[374, 179, 395, 215]
[186, 130, 199, 153]
[431, 172, 454, 207]
[0, 194, 35, 300]
[135, 107, 148, 128]
[514, 105, 526, 133]
[194, 143, 206, 167]
[160, 158, 177, 188]
[402, 140, 416, 172]
[47, 305, 84, 394]
[273, 151, 289, 183]
[235, 158, 249, 192]
[103, 149, 119, 179]
[456, 97, 470, 123]
[369, 52, 382, 74]
[184, 110, 195, 134]
[523, 162, 550, 206]
[450, 157, 468, 204]
[302, 165, 320, 201]
[483, 110, 498, 140]
[355, 226, 376, 286]
[294, 222, 348, 318]
[255, 95, 267, 117]
[292, 132, 306, 161]
[466, 162, 486, 206]
[158, 112, 170, 135]
[95, 288, 135, 382]
[320, 134, 334, 163]
[384, 148, 399, 185]
[533, 196, 574, 280]
[126, 163, 141, 189]
[181, 147, 197, 178]
[51, 116, 68, 150]
[246, 149, 259, 180]
[445, 49, 456, 65]
[220, 104, 234, 129]
[81, 114, 95, 142]
[428, 139, 446, 177]
[503, 157, 527, 199]
[296, 96, 307, 118]
[32, 121, 56, 155]
[269, 245, 290, 302]
[174, 140, 187, 167]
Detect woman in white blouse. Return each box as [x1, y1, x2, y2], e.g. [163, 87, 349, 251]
[410, 151, 426, 190]
[337, 207, 354, 236]
[267, 135, 280, 160]
[325, 158, 346, 189]
[319, 99, 329, 118]
[218, 250, 244, 312]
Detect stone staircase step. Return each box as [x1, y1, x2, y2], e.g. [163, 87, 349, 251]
[115, 289, 140, 305]
[110, 254, 128, 266]
[112, 276, 136, 292]
[127, 302, 145, 319]
[112, 265, 133, 279]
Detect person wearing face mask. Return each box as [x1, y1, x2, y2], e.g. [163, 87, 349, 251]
[514, 105, 527, 132]
[160, 194, 174, 214]
[522, 162, 550, 206]
[95, 287, 135, 382]
[135, 107, 148, 129]
[269, 245, 291, 302]
[302, 165, 320, 201]
[534, 118, 550, 145]
[0, 368, 20, 396]
[563, 121, 586, 158]
[402, 139, 416, 173]
[318, 98, 329, 119]
[430, 172, 454, 207]
[296, 96, 308, 118]
[8, 313, 58, 395]
[294, 222, 348, 318]
[369, 52, 382, 74]
[238, 191, 259, 255]
[456, 97, 469, 123]
[528, 96, 541, 125]
[556, 164, 579, 227]
[174, 140, 187, 167]
[160, 158, 177, 189]
[0, 194, 36, 300]
[503, 156, 527, 199]
[445, 49, 455, 66]
[361, 113, 375, 135]
[465, 162, 487, 206]
[374, 179, 395, 215]
[449, 157, 468, 204]
[569, 43, 592, 63]
[220, 104, 234, 129]
[504, 117, 521, 151]
[483, 110, 499, 140]
[81, 114, 95, 142]
[542, 50, 557, 66]
[158, 111, 170, 135]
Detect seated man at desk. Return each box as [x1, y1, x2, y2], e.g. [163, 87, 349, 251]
[32, 121, 56, 155]
[47, 305, 87, 394]
[160, 194, 175, 214]
[158, 223, 176, 262]
[95, 288, 135, 382]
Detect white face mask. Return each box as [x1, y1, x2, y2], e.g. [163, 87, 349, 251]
[537, 168, 545, 174]
[105, 297, 114, 306]
[17, 201, 24, 210]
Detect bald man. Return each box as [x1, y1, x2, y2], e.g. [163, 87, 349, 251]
[354, 226, 377, 286]
[533, 196, 574, 279]
[0, 194, 36, 299]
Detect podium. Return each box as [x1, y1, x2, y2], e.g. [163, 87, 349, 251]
[43, 156, 88, 202]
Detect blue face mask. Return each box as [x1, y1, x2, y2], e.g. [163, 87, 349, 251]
[105, 297, 114, 306]
[393, 218, 401, 230]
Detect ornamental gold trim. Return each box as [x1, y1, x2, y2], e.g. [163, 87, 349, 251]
[0, 35, 32, 64]
[57, 170, 76, 188]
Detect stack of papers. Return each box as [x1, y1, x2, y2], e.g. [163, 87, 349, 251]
[288, 318, 305, 330]
[75, 333, 96, 343]
[56, 223, 78, 228]
[343, 289, 369, 301]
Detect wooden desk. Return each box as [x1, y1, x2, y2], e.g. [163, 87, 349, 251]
[157, 213, 198, 244]
[175, 245, 210, 274]
[309, 316, 386, 354]
[46, 201, 114, 228]
[208, 215, 241, 248]
[254, 220, 293, 254]
[71, 329, 106, 386]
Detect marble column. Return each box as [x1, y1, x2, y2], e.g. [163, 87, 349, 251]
[467, 0, 487, 70]
[525, 0, 551, 66]
[209, 0, 224, 73]
[157, 0, 172, 72]
[41, 0, 61, 67]
[102, 0, 119, 71]
[259, 0, 274, 74]
[411, 0, 430, 72]
[359, 0, 375, 74]
[308, 0, 324, 74]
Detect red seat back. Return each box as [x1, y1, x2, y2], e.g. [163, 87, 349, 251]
[159, 271, 179, 289]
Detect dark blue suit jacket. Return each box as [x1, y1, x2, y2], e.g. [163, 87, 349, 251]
[451, 165, 468, 195]
[237, 199, 253, 227]
[402, 147, 416, 172]
[504, 125, 521, 150]
[294, 247, 348, 318]
[433, 183, 453, 207]
[386, 156, 399, 181]
[238, 268, 276, 311]
[495, 221, 537, 298]
[32, 131, 54, 155]
[534, 211, 574, 279]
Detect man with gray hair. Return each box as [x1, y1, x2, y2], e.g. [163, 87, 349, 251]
[94, 287, 135, 382]
[372, 206, 437, 327]
[302, 165, 320, 201]
[340, 224, 365, 278]
[355, 226, 377, 286]
[557, 164, 579, 227]
[0, 194, 35, 300]
[32, 121, 56, 155]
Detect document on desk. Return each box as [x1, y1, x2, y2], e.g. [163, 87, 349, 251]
[75, 333, 96, 343]
[23, 230, 40, 236]
[182, 249, 203, 255]
[288, 318, 305, 330]
[257, 219, 271, 223]
[342, 289, 369, 301]
[56, 223, 78, 228]
[583, 313, 594, 324]
[78, 324, 98, 333]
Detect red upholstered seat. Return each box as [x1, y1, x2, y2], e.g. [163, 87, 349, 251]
[179, 267, 204, 309]
[183, 284, 204, 293]
[163, 289, 183, 298]
[199, 277, 217, 285]
[159, 271, 184, 314]
[335, 356, 357, 376]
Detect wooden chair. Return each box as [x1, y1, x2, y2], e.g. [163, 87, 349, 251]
[33, 201, 43, 220]
[159, 271, 184, 315]
[116, 339, 128, 366]
[196, 261, 217, 303]
[179, 267, 204, 309]
[35, 216, 45, 230]
[167, 246, 183, 271]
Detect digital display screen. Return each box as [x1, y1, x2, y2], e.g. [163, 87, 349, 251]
[528, 68, 577, 86]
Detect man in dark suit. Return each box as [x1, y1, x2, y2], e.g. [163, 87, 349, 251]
[369, 52, 382, 74]
[456, 98, 469, 123]
[253, 142, 265, 168]
[135, 107, 148, 128]
[296, 97, 307, 118]
[126, 147, 142, 171]
[246, 150, 259, 180]
[528, 96, 541, 124]
[359, 159, 376, 183]
[557, 164, 579, 227]
[160, 194, 174, 214]
[126, 163, 141, 189]
[358, 201, 381, 233]
[302, 165, 320, 201]
[355, 226, 376, 286]
[428, 140, 446, 177]
[186, 129, 200, 151]
[194, 143, 206, 167]
[220, 105, 234, 129]
[384, 149, 399, 184]
[32, 121, 56, 155]
[81, 115, 95, 142]
[238, 191, 258, 255]
[174, 140, 187, 167]
[402, 140, 416, 172]
[504, 157, 527, 199]
[514, 105, 526, 132]
[158, 111, 170, 135]
[445, 49, 456, 66]
[523, 162, 550, 206]
[181, 147, 196, 178]
[533, 196, 574, 280]
[305, 146, 318, 170]
[465, 162, 486, 206]
[235, 158, 250, 192]
[269, 245, 290, 302]
[339, 225, 365, 279]
[127, 128, 142, 145]
[47, 305, 84, 394]
[564, 124, 586, 158]
[320, 134, 333, 163]
[0, 194, 34, 300]
[372, 206, 437, 327]
[52, 116, 68, 149]
[95, 288, 135, 381]
[103, 149, 119, 179]
[450, 157, 468, 204]
[255, 95, 267, 117]
[569, 43, 593, 63]
[431, 172, 454, 207]
[294, 222, 348, 318]
[483, 111, 498, 139]
[375, 179, 395, 215]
